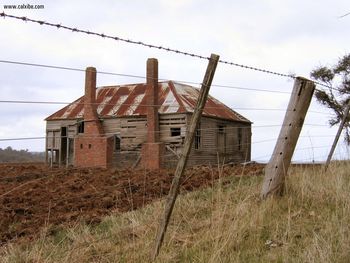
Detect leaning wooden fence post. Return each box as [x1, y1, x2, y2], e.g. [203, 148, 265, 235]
[324, 101, 350, 171]
[152, 53, 220, 259]
[261, 77, 315, 199]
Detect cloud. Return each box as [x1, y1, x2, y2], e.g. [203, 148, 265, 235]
[0, 0, 348, 161]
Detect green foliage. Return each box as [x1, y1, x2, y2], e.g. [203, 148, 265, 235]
[0, 146, 45, 163]
[310, 54, 350, 143]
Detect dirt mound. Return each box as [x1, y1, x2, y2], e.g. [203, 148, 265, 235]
[0, 163, 264, 245]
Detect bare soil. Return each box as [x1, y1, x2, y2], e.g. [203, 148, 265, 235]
[0, 163, 264, 245]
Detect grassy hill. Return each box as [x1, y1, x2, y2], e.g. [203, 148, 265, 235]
[1, 162, 350, 262]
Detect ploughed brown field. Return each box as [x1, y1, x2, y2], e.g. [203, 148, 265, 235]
[0, 163, 266, 245]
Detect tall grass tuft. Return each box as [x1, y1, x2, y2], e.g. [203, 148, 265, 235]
[1, 161, 350, 262]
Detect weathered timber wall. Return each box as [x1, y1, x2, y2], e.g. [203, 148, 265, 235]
[46, 113, 251, 168]
[185, 115, 251, 167]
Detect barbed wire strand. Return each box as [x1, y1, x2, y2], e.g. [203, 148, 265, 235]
[0, 58, 337, 97]
[0, 145, 345, 206]
[0, 123, 332, 142]
[0, 99, 332, 116]
[0, 13, 339, 92]
[253, 144, 334, 161]
[0, 12, 297, 79]
[0, 59, 295, 95]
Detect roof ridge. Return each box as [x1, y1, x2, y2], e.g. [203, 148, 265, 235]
[46, 81, 251, 123]
[98, 80, 173, 90]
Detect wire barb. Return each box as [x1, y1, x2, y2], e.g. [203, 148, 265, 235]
[1, 12, 297, 80]
[0, 59, 298, 94]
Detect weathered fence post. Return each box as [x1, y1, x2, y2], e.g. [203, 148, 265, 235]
[152, 53, 220, 259]
[324, 101, 350, 171]
[261, 77, 315, 199]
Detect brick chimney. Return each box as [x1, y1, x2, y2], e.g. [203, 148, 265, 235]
[74, 67, 113, 168]
[146, 58, 160, 143]
[83, 67, 103, 135]
[141, 58, 164, 169]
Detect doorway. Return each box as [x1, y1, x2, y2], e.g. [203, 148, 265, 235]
[60, 127, 67, 165]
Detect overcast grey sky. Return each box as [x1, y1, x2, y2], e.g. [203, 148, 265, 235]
[0, 0, 349, 162]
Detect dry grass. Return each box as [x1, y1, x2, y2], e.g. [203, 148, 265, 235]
[1, 161, 350, 262]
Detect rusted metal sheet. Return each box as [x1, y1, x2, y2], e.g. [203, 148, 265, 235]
[46, 81, 250, 123]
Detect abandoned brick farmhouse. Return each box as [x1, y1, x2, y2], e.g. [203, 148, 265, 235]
[45, 58, 252, 169]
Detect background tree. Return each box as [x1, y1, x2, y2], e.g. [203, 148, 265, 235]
[0, 147, 44, 163]
[310, 54, 350, 143]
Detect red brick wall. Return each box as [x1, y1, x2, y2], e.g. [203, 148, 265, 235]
[74, 136, 114, 169]
[141, 143, 164, 170]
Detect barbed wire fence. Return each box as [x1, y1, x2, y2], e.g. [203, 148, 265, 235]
[0, 61, 346, 163]
[0, 11, 349, 257]
[0, 12, 339, 91]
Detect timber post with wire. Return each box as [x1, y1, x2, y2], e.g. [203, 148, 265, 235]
[152, 53, 220, 259]
[324, 101, 350, 171]
[261, 77, 315, 199]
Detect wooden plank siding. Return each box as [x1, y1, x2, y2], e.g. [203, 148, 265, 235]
[185, 115, 251, 167]
[159, 114, 187, 145]
[46, 112, 251, 168]
[120, 118, 146, 150]
[46, 120, 77, 150]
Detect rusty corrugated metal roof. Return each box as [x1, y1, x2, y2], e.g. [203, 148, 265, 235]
[46, 81, 250, 122]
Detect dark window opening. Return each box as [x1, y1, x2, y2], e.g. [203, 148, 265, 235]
[88, 144, 92, 149]
[78, 121, 84, 134]
[218, 125, 225, 134]
[60, 127, 68, 164]
[115, 136, 121, 151]
[195, 125, 201, 150]
[170, 127, 181, 137]
[80, 144, 83, 149]
[61, 127, 67, 137]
